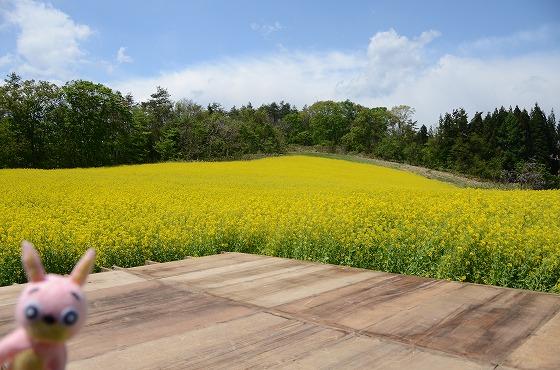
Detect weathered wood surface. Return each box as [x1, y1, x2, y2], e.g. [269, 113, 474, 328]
[0, 253, 558, 369]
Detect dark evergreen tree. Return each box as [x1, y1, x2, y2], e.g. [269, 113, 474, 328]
[498, 111, 523, 169]
[548, 109, 559, 175]
[417, 124, 429, 145]
[529, 103, 552, 168]
[141, 87, 174, 161]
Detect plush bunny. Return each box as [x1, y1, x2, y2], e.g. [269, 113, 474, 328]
[0, 241, 95, 370]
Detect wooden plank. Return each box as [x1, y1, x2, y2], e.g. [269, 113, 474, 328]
[411, 288, 560, 363]
[192, 319, 346, 369]
[161, 259, 323, 291]
[67, 279, 256, 362]
[83, 270, 147, 292]
[175, 263, 313, 290]
[160, 257, 297, 285]
[248, 270, 376, 307]
[0, 270, 148, 338]
[69, 313, 495, 370]
[277, 335, 494, 370]
[503, 311, 560, 370]
[68, 312, 347, 369]
[1, 253, 558, 370]
[205, 263, 334, 298]
[0, 284, 23, 308]
[0, 270, 146, 307]
[127, 252, 266, 279]
[0, 302, 16, 336]
[204, 264, 381, 307]
[361, 281, 501, 338]
[276, 270, 560, 364]
[276, 274, 460, 329]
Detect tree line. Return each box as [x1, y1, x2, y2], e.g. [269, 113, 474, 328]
[1, 73, 558, 188]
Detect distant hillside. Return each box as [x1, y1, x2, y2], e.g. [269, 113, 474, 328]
[292, 151, 517, 189]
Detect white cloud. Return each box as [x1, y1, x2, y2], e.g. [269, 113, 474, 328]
[0, 2, 556, 126]
[3, 0, 92, 79]
[112, 27, 559, 127]
[116, 47, 133, 64]
[250, 21, 282, 38]
[112, 50, 364, 106]
[0, 54, 13, 68]
[368, 53, 560, 125]
[342, 28, 441, 97]
[459, 24, 560, 55]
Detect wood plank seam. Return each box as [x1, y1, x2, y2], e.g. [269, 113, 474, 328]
[3, 253, 555, 369]
[407, 289, 560, 367]
[267, 308, 501, 369]
[112, 265, 559, 370]
[492, 297, 560, 367]
[491, 305, 560, 370]
[108, 265, 162, 281]
[125, 254, 269, 279]
[157, 278, 502, 369]
[197, 253, 560, 368]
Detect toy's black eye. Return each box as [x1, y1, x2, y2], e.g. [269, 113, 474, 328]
[24, 304, 39, 320]
[62, 309, 78, 326]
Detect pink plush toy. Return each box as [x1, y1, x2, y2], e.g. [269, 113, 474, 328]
[0, 241, 95, 370]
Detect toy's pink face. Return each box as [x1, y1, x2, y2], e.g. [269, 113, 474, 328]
[15, 241, 96, 344]
[15, 275, 87, 343]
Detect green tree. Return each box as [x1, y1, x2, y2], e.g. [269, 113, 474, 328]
[498, 111, 523, 170]
[342, 107, 389, 153]
[529, 103, 552, 169]
[141, 87, 174, 161]
[58, 80, 132, 167]
[416, 124, 429, 145]
[0, 117, 19, 167]
[125, 105, 151, 163]
[0, 73, 59, 167]
[308, 101, 351, 146]
[155, 127, 179, 160]
[454, 109, 471, 172]
[280, 112, 303, 145]
[546, 109, 559, 175]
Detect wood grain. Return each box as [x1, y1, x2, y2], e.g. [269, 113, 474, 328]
[0, 253, 557, 369]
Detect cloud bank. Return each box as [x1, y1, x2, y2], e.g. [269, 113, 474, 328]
[2, 0, 92, 79]
[0, 0, 557, 126]
[113, 28, 559, 126]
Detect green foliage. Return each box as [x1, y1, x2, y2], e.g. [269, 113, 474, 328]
[307, 100, 352, 146]
[0, 118, 21, 167]
[422, 106, 559, 188]
[0, 73, 558, 188]
[0, 73, 60, 168]
[342, 107, 389, 152]
[58, 80, 133, 167]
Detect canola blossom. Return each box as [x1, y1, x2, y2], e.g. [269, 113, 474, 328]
[1, 155, 559, 292]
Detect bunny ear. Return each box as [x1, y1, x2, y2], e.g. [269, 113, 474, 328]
[21, 240, 46, 283]
[70, 249, 95, 286]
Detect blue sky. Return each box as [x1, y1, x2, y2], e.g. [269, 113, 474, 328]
[0, 0, 558, 125]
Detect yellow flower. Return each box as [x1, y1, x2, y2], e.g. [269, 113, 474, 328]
[0, 156, 558, 291]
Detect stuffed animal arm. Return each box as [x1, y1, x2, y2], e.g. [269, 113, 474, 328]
[0, 241, 95, 370]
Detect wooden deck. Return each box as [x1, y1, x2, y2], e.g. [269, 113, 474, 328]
[1, 253, 559, 369]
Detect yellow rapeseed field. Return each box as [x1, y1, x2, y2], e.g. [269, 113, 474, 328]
[1, 155, 559, 292]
